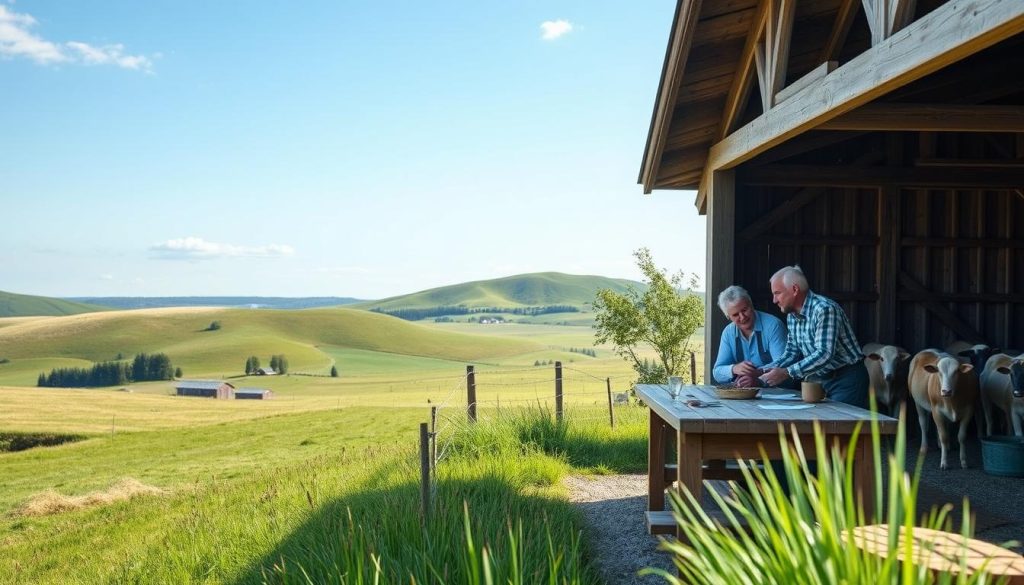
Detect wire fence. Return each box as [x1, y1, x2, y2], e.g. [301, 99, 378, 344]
[414, 353, 706, 517]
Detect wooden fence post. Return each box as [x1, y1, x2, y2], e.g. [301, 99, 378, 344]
[690, 351, 697, 384]
[555, 361, 563, 423]
[419, 422, 430, 518]
[466, 365, 476, 423]
[606, 377, 615, 428]
[430, 406, 437, 471]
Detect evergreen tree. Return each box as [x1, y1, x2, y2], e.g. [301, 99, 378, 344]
[330, 365, 338, 377]
[270, 355, 280, 371]
[277, 355, 288, 374]
[174, 367, 183, 378]
[37, 372, 46, 387]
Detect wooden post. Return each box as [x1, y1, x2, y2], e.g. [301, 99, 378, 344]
[430, 406, 437, 470]
[689, 351, 697, 384]
[466, 365, 476, 423]
[419, 423, 430, 518]
[606, 377, 615, 428]
[555, 361, 563, 423]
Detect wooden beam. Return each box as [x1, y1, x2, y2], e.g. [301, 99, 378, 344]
[743, 164, 1024, 189]
[864, 0, 918, 45]
[820, 104, 1024, 132]
[821, 0, 860, 61]
[877, 185, 899, 343]
[719, 0, 769, 140]
[695, 0, 1024, 211]
[775, 61, 837, 105]
[897, 270, 985, 342]
[901, 237, 1024, 249]
[915, 158, 1024, 168]
[705, 170, 735, 383]
[737, 187, 826, 240]
[753, 0, 797, 111]
[639, 0, 704, 194]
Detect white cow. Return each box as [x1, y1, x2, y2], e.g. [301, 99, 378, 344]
[979, 353, 1024, 436]
[863, 343, 910, 416]
[909, 349, 978, 470]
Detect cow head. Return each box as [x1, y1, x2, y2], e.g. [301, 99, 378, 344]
[996, 360, 1024, 398]
[867, 345, 910, 383]
[957, 344, 999, 373]
[924, 356, 973, 397]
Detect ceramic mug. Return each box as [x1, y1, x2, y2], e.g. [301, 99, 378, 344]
[801, 381, 825, 403]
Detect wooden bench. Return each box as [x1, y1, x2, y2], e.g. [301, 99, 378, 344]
[849, 525, 1024, 584]
[645, 480, 749, 536]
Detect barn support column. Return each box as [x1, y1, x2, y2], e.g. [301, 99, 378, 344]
[704, 170, 735, 382]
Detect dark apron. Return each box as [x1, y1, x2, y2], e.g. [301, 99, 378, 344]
[735, 330, 773, 366]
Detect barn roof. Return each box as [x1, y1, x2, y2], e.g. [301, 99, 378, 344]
[638, 0, 1024, 212]
[176, 380, 234, 390]
[236, 387, 270, 394]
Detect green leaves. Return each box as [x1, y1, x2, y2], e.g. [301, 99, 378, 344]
[593, 248, 703, 381]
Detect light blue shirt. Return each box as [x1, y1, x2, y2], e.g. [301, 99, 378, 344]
[713, 310, 788, 384]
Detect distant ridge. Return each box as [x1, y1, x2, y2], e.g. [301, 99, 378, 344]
[0, 290, 107, 318]
[360, 272, 644, 311]
[65, 297, 365, 310]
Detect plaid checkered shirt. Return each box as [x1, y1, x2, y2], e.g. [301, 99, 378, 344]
[765, 290, 863, 380]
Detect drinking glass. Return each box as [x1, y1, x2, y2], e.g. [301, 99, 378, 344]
[667, 376, 684, 401]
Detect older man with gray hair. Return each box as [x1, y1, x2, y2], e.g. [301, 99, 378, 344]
[759, 265, 869, 408]
[712, 285, 788, 388]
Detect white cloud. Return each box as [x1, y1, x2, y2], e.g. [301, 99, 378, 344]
[150, 237, 296, 261]
[0, 6, 152, 71]
[99, 274, 114, 280]
[540, 19, 573, 41]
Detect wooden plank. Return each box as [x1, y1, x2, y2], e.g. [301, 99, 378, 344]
[821, 0, 860, 61]
[742, 164, 1024, 189]
[639, 0, 704, 194]
[900, 237, 1024, 249]
[775, 60, 837, 105]
[767, 0, 797, 108]
[897, 270, 984, 341]
[877, 185, 899, 342]
[695, 0, 1024, 210]
[915, 157, 1024, 168]
[705, 170, 736, 382]
[738, 186, 825, 240]
[720, 0, 769, 139]
[820, 104, 1024, 132]
[648, 408, 667, 513]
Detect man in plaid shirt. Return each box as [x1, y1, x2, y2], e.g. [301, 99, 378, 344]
[759, 265, 869, 408]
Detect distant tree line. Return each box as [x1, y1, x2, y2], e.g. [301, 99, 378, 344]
[371, 305, 579, 321]
[37, 353, 176, 388]
[569, 347, 597, 357]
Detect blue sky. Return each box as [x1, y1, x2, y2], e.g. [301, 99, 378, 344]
[1, 1, 707, 299]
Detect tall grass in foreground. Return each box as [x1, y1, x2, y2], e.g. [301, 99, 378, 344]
[266, 405, 648, 584]
[648, 406, 1010, 584]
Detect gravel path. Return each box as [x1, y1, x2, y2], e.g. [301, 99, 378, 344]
[564, 474, 674, 585]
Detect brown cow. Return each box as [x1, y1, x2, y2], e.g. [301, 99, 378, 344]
[909, 349, 978, 470]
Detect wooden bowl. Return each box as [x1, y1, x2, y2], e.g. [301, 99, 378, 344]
[713, 385, 760, 400]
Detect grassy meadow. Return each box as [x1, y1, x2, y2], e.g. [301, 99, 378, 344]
[0, 304, 706, 583]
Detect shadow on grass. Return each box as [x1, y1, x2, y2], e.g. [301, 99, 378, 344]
[233, 464, 597, 585]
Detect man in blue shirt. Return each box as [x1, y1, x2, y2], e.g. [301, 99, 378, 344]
[712, 285, 788, 387]
[760, 265, 869, 408]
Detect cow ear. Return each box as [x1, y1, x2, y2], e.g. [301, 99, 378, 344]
[998, 366, 1011, 375]
[867, 353, 881, 361]
[899, 351, 910, 361]
[959, 363, 974, 373]
[924, 364, 939, 373]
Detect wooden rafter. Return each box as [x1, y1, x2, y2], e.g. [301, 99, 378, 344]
[819, 104, 1024, 132]
[753, 0, 796, 111]
[695, 0, 1024, 212]
[863, 0, 918, 45]
[821, 0, 861, 61]
[718, 0, 769, 140]
[743, 164, 1024, 189]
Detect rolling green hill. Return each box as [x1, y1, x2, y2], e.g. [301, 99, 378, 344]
[0, 290, 107, 318]
[359, 272, 644, 311]
[0, 306, 538, 380]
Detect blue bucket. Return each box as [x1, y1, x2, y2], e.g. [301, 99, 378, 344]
[981, 436, 1024, 478]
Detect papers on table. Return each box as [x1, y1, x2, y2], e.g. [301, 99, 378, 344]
[757, 404, 815, 410]
[762, 393, 801, 401]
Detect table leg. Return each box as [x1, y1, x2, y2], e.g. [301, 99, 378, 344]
[649, 409, 666, 512]
[677, 431, 704, 508]
[854, 439, 875, 522]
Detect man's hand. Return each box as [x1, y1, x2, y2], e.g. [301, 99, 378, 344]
[735, 374, 761, 388]
[731, 360, 759, 378]
[759, 367, 790, 387]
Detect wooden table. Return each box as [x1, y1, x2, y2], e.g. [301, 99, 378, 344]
[636, 383, 898, 534]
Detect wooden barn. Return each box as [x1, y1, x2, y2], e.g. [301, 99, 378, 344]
[175, 380, 235, 399]
[235, 387, 273, 400]
[639, 0, 1024, 379]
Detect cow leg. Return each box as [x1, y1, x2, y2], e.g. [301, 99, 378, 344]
[957, 409, 973, 469]
[916, 403, 931, 453]
[1013, 411, 1023, 437]
[980, 394, 995, 437]
[932, 409, 951, 470]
